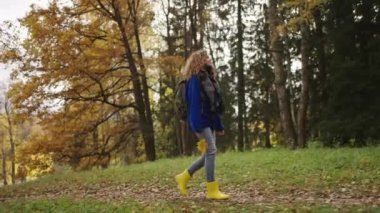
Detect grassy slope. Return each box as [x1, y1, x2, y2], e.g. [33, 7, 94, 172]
[0, 147, 379, 212]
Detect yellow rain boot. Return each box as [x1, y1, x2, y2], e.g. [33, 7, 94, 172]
[206, 181, 229, 200]
[175, 170, 191, 196]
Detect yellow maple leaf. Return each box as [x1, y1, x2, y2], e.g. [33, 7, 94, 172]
[197, 139, 207, 155]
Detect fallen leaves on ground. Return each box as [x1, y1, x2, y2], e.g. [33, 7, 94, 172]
[1, 181, 379, 208]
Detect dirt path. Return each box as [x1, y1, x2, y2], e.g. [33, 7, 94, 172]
[1, 182, 379, 208]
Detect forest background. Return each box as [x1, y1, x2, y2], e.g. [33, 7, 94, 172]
[0, 0, 379, 185]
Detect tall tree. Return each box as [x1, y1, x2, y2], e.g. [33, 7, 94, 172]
[268, 0, 297, 147]
[4, 99, 15, 184]
[237, 0, 246, 151]
[297, 2, 312, 148]
[309, 7, 326, 139]
[247, 3, 276, 148]
[0, 130, 7, 185]
[0, 0, 159, 166]
[319, 0, 380, 145]
[109, 0, 156, 160]
[157, 0, 192, 156]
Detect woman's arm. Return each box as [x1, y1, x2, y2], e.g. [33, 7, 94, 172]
[187, 75, 203, 133]
[214, 114, 224, 132]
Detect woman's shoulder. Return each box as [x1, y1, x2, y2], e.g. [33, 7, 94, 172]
[188, 74, 200, 82]
[189, 71, 208, 80]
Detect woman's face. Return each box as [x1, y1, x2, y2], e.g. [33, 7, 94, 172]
[203, 54, 212, 65]
[203, 59, 215, 77]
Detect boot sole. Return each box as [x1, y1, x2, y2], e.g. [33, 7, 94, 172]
[206, 196, 229, 200]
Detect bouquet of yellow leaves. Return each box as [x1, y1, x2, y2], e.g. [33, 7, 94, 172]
[196, 139, 207, 155]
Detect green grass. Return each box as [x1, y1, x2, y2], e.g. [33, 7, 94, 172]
[218, 147, 380, 187]
[5, 147, 379, 188]
[1, 147, 379, 212]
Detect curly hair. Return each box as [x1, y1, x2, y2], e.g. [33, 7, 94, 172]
[183, 50, 211, 79]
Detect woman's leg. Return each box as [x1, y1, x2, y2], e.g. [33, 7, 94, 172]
[187, 155, 205, 176]
[176, 132, 207, 196]
[187, 128, 216, 177]
[203, 129, 229, 199]
[203, 128, 217, 182]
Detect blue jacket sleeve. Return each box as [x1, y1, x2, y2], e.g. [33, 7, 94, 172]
[187, 76, 203, 133]
[214, 115, 224, 131]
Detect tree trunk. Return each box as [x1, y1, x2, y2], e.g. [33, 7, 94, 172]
[191, 0, 198, 49]
[186, 0, 196, 51]
[263, 4, 272, 149]
[5, 101, 15, 184]
[181, 121, 192, 156]
[264, 87, 272, 148]
[237, 0, 245, 151]
[183, 0, 194, 155]
[175, 119, 182, 155]
[268, 0, 297, 148]
[205, 24, 216, 65]
[197, 0, 205, 49]
[0, 131, 7, 186]
[244, 112, 250, 150]
[184, 0, 189, 58]
[264, 116, 271, 148]
[283, 37, 298, 136]
[130, 3, 156, 159]
[113, 5, 156, 161]
[286, 53, 298, 137]
[297, 15, 312, 148]
[164, 0, 175, 56]
[163, 0, 183, 155]
[310, 8, 326, 139]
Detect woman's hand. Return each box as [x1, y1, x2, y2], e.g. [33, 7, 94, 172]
[216, 130, 225, 136]
[195, 132, 203, 139]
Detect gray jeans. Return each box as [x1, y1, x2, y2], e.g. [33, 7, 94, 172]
[187, 128, 217, 182]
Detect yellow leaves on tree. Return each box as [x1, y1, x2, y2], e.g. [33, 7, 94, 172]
[16, 133, 54, 179]
[278, 0, 328, 34]
[158, 55, 185, 77]
[2, 0, 158, 169]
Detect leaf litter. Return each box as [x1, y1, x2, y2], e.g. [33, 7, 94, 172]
[1, 181, 378, 209]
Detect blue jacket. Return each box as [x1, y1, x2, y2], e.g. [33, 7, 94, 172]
[186, 74, 224, 133]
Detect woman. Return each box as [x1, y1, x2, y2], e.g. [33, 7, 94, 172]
[175, 50, 229, 200]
